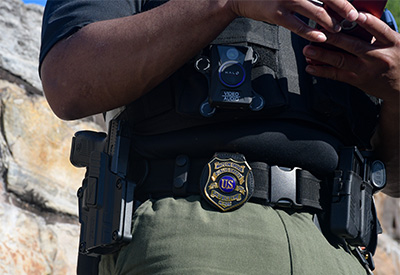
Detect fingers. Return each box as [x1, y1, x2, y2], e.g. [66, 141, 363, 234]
[356, 12, 396, 45]
[280, 0, 360, 41]
[302, 43, 368, 86]
[293, 0, 341, 33]
[300, 0, 358, 32]
[302, 10, 400, 99]
[228, 0, 361, 43]
[277, 15, 328, 42]
[303, 44, 358, 72]
[274, 0, 355, 42]
[321, 12, 398, 56]
[305, 62, 357, 84]
[318, 29, 374, 57]
[323, 0, 359, 23]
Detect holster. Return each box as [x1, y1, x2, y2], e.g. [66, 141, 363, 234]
[70, 119, 136, 257]
[329, 147, 385, 255]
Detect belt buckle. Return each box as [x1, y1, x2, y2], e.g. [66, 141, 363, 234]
[200, 152, 254, 211]
[270, 166, 302, 208]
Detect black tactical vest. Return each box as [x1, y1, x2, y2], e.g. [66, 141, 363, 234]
[119, 9, 380, 150]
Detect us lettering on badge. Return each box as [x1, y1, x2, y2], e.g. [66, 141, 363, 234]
[219, 176, 236, 192]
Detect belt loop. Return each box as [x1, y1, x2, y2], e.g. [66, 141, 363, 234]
[250, 162, 270, 201]
[173, 155, 190, 196]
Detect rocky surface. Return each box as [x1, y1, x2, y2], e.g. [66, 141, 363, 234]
[0, 0, 104, 273]
[0, 0, 43, 91]
[0, 0, 398, 274]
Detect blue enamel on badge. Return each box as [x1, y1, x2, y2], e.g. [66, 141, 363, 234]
[200, 153, 254, 211]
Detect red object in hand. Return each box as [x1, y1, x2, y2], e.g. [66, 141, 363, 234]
[308, 0, 387, 65]
[329, 0, 387, 42]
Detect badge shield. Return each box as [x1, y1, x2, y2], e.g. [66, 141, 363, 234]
[201, 153, 254, 211]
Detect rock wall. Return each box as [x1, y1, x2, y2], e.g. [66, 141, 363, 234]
[0, 0, 103, 273]
[0, 0, 398, 274]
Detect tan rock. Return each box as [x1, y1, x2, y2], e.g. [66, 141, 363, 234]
[0, 197, 79, 274]
[374, 193, 400, 274]
[0, 79, 104, 216]
[0, 0, 43, 90]
[374, 233, 400, 275]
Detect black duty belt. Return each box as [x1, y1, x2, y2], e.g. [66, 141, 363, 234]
[133, 152, 329, 212]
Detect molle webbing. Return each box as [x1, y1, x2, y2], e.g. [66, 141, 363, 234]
[210, 18, 279, 73]
[122, 15, 380, 148]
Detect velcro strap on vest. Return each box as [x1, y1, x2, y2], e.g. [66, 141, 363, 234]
[133, 156, 327, 211]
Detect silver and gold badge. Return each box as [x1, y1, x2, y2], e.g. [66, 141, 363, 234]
[200, 153, 254, 211]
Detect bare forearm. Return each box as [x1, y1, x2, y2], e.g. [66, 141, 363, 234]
[41, 0, 235, 120]
[41, 0, 359, 120]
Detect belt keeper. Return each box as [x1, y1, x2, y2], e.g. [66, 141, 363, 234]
[173, 155, 190, 196]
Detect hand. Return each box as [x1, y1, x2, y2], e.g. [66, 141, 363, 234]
[303, 12, 400, 102]
[229, 0, 359, 42]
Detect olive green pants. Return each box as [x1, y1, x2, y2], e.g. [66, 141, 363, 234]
[99, 195, 367, 275]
